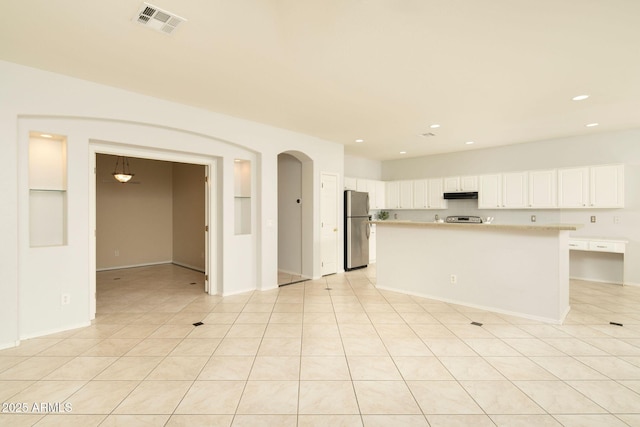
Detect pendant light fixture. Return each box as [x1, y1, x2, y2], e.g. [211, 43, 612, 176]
[112, 156, 134, 183]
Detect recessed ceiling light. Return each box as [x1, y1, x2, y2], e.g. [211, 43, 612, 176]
[586, 123, 599, 127]
[355, 139, 364, 143]
[40, 134, 53, 138]
[429, 124, 441, 129]
[572, 94, 589, 101]
[399, 151, 407, 155]
[465, 141, 475, 145]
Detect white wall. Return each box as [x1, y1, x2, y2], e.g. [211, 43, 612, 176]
[1, 60, 344, 348]
[381, 130, 640, 285]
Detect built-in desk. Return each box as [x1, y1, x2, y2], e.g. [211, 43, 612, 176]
[372, 220, 582, 324]
[569, 237, 627, 285]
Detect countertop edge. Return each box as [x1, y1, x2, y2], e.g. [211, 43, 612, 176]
[369, 220, 583, 231]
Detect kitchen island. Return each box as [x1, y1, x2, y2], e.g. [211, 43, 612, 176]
[372, 220, 582, 324]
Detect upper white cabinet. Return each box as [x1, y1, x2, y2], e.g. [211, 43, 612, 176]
[558, 164, 624, 208]
[347, 178, 387, 210]
[413, 178, 447, 209]
[344, 177, 357, 191]
[590, 164, 624, 208]
[502, 172, 528, 208]
[478, 174, 501, 209]
[479, 172, 527, 209]
[558, 167, 588, 208]
[386, 180, 413, 209]
[444, 175, 478, 192]
[427, 178, 447, 209]
[528, 169, 557, 208]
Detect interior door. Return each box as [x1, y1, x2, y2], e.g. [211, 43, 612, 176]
[321, 173, 338, 275]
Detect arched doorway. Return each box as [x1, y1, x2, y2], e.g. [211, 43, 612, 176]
[277, 151, 313, 286]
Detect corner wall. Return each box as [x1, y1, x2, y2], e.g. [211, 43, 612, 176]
[1, 59, 344, 347]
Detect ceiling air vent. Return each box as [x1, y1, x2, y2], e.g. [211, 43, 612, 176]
[133, 2, 186, 35]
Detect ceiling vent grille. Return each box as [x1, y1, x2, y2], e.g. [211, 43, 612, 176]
[134, 2, 186, 35]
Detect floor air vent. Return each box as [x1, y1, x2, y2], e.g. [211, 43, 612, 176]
[134, 2, 186, 35]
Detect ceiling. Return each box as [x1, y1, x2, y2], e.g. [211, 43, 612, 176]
[2, 1, 639, 161]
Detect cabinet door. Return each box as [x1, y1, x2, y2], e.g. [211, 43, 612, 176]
[590, 164, 624, 208]
[503, 172, 527, 208]
[443, 177, 460, 192]
[369, 224, 377, 263]
[427, 178, 447, 209]
[479, 174, 501, 209]
[386, 181, 400, 209]
[413, 180, 427, 208]
[344, 177, 357, 190]
[558, 167, 589, 208]
[399, 180, 414, 209]
[529, 170, 557, 208]
[356, 179, 368, 192]
[460, 175, 478, 191]
[375, 180, 386, 209]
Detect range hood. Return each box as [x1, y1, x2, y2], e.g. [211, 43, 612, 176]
[443, 191, 478, 200]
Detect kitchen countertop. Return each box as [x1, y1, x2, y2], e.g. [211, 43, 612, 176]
[370, 220, 582, 232]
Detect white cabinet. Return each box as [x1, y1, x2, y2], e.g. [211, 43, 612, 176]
[412, 179, 447, 209]
[590, 164, 624, 208]
[444, 175, 478, 192]
[558, 168, 589, 208]
[502, 172, 528, 208]
[479, 172, 526, 209]
[347, 178, 386, 210]
[413, 179, 428, 208]
[528, 169, 557, 208]
[478, 174, 501, 209]
[374, 180, 386, 209]
[386, 180, 413, 209]
[369, 224, 377, 263]
[427, 178, 447, 209]
[344, 176, 357, 191]
[558, 165, 624, 208]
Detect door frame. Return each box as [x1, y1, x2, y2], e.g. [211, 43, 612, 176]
[89, 143, 218, 319]
[320, 172, 339, 276]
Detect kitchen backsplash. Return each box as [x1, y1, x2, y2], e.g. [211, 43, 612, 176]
[373, 199, 562, 224]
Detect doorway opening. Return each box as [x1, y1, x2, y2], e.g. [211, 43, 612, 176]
[91, 147, 216, 319]
[277, 151, 313, 286]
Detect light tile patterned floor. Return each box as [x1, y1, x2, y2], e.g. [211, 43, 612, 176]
[1, 264, 640, 426]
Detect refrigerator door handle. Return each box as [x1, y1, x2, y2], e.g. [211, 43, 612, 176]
[366, 222, 371, 239]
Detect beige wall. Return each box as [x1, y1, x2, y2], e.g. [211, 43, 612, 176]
[96, 155, 206, 271]
[96, 154, 173, 269]
[172, 162, 205, 271]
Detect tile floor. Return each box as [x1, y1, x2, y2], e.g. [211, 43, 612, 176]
[1, 264, 640, 426]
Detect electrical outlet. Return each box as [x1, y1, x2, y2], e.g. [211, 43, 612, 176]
[590, 216, 596, 223]
[61, 294, 70, 305]
[450, 274, 457, 284]
[614, 216, 620, 224]
[115, 249, 119, 257]
[531, 215, 536, 222]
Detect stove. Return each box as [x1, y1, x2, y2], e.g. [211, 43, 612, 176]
[446, 215, 483, 224]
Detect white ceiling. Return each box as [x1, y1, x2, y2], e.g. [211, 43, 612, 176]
[2, 1, 639, 160]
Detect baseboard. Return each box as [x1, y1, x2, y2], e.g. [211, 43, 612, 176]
[172, 261, 205, 273]
[20, 321, 92, 341]
[0, 340, 21, 351]
[96, 260, 173, 272]
[570, 275, 624, 286]
[376, 285, 568, 325]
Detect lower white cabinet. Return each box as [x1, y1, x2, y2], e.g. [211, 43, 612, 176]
[369, 224, 376, 263]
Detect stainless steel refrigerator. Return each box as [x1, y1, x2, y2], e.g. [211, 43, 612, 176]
[344, 190, 370, 270]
